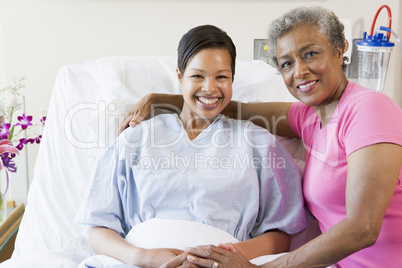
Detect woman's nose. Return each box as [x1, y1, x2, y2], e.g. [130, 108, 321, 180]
[293, 60, 309, 79]
[201, 79, 217, 93]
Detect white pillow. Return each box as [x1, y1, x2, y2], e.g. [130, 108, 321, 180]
[125, 218, 239, 250]
[13, 64, 106, 257]
[84, 56, 181, 99]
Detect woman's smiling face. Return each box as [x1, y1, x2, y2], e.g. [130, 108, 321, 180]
[276, 24, 346, 108]
[178, 48, 233, 123]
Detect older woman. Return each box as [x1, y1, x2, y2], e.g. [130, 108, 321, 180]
[122, 6, 402, 268]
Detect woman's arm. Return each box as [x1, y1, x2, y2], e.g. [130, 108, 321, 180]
[181, 230, 289, 268]
[222, 101, 296, 137]
[119, 93, 297, 137]
[234, 230, 289, 260]
[261, 143, 402, 267]
[89, 226, 183, 267]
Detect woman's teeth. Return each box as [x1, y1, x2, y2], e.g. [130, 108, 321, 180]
[198, 97, 219, 105]
[299, 81, 316, 90]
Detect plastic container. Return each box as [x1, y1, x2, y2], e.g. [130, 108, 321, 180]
[356, 32, 394, 93]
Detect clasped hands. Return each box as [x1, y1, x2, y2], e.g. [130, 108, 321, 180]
[159, 243, 257, 268]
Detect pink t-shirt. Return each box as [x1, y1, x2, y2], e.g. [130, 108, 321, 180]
[289, 82, 402, 268]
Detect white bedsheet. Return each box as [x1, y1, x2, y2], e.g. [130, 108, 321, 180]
[0, 252, 86, 268]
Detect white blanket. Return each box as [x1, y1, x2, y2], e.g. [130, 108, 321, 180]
[78, 218, 287, 267]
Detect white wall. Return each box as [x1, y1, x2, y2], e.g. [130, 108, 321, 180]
[0, 0, 400, 205]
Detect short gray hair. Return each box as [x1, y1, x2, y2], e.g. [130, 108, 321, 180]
[267, 6, 346, 70]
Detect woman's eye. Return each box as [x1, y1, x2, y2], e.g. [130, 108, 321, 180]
[280, 62, 291, 69]
[305, 51, 317, 58]
[191, 75, 203, 80]
[217, 75, 229, 80]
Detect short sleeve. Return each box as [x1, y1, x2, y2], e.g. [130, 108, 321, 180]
[288, 101, 315, 139]
[250, 130, 307, 236]
[75, 140, 127, 237]
[339, 92, 402, 156]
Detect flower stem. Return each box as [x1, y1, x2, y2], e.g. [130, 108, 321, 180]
[8, 107, 15, 141]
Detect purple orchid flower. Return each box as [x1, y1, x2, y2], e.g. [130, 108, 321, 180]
[0, 140, 18, 197]
[16, 143, 23, 150]
[0, 123, 12, 139]
[15, 113, 33, 130]
[1, 153, 17, 173]
[40, 116, 46, 126]
[35, 135, 41, 144]
[16, 135, 42, 150]
[16, 138, 28, 150]
[0, 139, 19, 171]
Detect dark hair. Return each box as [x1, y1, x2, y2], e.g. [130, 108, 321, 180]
[177, 25, 236, 80]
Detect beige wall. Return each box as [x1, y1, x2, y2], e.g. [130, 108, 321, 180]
[0, 0, 400, 204]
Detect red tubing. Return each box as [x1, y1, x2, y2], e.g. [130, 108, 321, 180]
[370, 5, 392, 39]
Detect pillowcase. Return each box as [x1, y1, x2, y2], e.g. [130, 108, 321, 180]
[84, 56, 181, 100]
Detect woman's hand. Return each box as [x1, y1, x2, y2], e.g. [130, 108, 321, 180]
[141, 248, 184, 267]
[118, 93, 184, 135]
[218, 243, 238, 253]
[118, 94, 154, 135]
[160, 252, 200, 268]
[184, 245, 258, 268]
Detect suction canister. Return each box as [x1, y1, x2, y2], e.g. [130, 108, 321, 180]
[356, 32, 394, 93]
[355, 4, 401, 93]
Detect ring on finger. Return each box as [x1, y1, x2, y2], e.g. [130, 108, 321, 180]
[212, 261, 219, 268]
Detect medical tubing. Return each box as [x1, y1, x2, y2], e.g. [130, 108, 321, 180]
[380, 26, 402, 55]
[370, 5, 392, 40]
[390, 29, 402, 55]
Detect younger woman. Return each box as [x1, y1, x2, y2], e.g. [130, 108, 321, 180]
[77, 25, 306, 267]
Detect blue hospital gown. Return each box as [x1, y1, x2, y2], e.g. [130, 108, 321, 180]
[76, 113, 307, 241]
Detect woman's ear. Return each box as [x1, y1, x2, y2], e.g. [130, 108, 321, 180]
[176, 68, 182, 83]
[343, 38, 349, 54]
[336, 46, 344, 66]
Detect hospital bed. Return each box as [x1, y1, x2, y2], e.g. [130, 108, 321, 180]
[1, 56, 320, 267]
